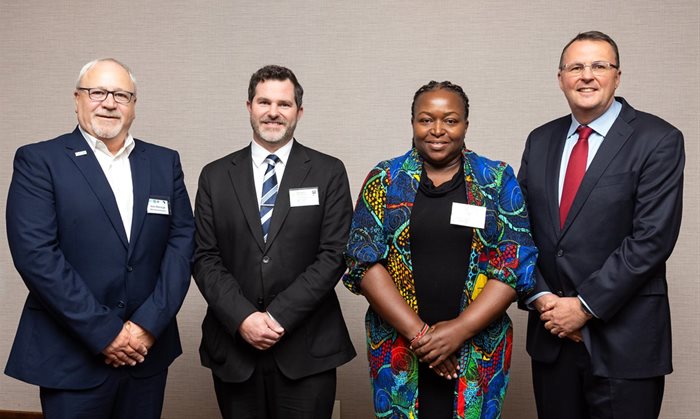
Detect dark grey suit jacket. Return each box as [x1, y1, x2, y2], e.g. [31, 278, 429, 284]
[193, 139, 355, 382]
[518, 98, 684, 379]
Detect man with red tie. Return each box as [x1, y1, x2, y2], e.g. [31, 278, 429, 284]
[518, 31, 685, 419]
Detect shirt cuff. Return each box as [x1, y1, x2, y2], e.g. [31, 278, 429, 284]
[524, 291, 553, 310]
[266, 311, 281, 326]
[578, 296, 597, 318]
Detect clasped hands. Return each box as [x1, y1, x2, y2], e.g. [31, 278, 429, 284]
[410, 319, 464, 380]
[239, 311, 285, 350]
[536, 294, 591, 343]
[102, 321, 155, 368]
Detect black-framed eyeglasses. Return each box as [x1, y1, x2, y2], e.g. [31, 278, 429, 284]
[559, 61, 619, 76]
[77, 87, 135, 104]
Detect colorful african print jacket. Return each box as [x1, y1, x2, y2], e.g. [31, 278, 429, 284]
[344, 147, 537, 419]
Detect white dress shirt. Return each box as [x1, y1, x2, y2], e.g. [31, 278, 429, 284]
[79, 127, 135, 241]
[250, 139, 294, 208]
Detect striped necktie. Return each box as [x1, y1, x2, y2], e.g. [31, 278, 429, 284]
[260, 154, 280, 242]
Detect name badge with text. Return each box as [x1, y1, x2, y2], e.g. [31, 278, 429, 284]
[450, 203, 485, 229]
[147, 198, 170, 215]
[289, 187, 319, 207]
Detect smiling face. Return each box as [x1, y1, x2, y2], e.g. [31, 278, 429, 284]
[558, 40, 621, 124]
[412, 88, 468, 169]
[74, 60, 136, 147]
[247, 79, 303, 151]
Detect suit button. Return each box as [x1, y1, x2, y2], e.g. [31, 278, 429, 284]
[117, 300, 126, 308]
[126, 265, 134, 272]
[262, 256, 270, 264]
[257, 297, 264, 308]
[556, 249, 564, 257]
[556, 291, 564, 297]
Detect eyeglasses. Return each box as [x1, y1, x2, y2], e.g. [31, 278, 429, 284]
[77, 87, 135, 104]
[559, 61, 619, 76]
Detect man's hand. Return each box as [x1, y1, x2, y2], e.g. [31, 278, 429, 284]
[126, 321, 156, 349]
[410, 319, 465, 368]
[533, 293, 560, 314]
[102, 323, 148, 367]
[540, 297, 591, 338]
[567, 329, 584, 343]
[239, 312, 285, 350]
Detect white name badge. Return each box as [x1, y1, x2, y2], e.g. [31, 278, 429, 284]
[289, 187, 319, 207]
[147, 198, 170, 215]
[450, 203, 486, 229]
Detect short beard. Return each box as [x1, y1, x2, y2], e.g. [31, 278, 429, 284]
[250, 117, 296, 145]
[90, 117, 123, 140]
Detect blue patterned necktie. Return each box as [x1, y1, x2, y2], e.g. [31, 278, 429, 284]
[260, 154, 280, 242]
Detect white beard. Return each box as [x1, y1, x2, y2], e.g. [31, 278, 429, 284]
[90, 116, 123, 139]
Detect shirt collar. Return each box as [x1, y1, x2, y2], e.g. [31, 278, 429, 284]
[251, 138, 294, 168]
[79, 125, 135, 158]
[567, 99, 623, 138]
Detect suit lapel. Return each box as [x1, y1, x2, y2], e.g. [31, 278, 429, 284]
[265, 141, 310, 249]
[561, 101, 635, 234]
[62, 129, 129, 248]
[128, 141, 150, 254]
[546, 119, 569, 239]
[228, 146, 266, 251]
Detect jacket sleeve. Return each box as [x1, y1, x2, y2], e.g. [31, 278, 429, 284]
[483, 163, 538, 298]
[193, 166, 258, 336]
[129, 151, 194, 338]
[516, 134, 552, 304]
[577, 128, 684, 321]
[343, 164, 389, 294]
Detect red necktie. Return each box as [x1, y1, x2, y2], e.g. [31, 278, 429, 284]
[560, 125, 593, 229]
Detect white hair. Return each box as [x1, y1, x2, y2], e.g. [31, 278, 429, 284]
[75, 58, 137, 93]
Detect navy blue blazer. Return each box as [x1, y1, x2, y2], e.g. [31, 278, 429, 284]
[5, 127, 195, 389]
[518, 98, 684, 379]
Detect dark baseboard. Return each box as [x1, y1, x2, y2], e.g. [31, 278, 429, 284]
[0, 411, 43, 419]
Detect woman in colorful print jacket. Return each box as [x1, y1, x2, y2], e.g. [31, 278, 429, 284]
[344, 81, 537, 419]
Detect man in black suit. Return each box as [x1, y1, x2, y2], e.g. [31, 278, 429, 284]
[194, 65, 355, 419]
[518, 31, 684, 419]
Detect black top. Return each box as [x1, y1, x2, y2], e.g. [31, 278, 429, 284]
[411, 166, 472, 323]
[410, 165, 473, 418]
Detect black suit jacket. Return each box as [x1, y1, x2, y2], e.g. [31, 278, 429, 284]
[518, 98, 684, 379]
[193, 140, 356, 382]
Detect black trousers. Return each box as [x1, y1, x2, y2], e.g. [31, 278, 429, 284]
[532, 339, 664, 419]
[40, 368, 167, 419]
[213, 352, 336, 419]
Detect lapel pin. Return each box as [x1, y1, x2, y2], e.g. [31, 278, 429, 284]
[75, 150, 88, 157]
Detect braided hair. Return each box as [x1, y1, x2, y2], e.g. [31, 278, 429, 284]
[411, 81, 469, 121]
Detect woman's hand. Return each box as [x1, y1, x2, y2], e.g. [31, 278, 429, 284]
[412, 279, 518, 369]
[430, 354, 460, 379]
[411, 319, 466, 368]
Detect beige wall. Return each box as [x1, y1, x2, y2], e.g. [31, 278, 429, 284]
[1, 1, 698, 417]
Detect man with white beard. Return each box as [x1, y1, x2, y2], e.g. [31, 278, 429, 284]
[5, 58, 194, 418]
